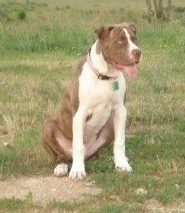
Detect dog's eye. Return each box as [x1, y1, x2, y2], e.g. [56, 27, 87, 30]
[118, 36, 127, 44]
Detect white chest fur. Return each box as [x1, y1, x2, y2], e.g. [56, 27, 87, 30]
[79, 62, 126, 139]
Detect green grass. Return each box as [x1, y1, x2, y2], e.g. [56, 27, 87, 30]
[0, 0, 185, 212]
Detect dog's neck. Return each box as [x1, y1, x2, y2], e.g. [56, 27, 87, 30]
[88, 41, 119, 79]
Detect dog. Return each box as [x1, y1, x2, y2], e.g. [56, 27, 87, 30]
[42, 22, 142, 180]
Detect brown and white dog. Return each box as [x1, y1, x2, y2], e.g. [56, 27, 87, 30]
[42, 22, 142, 180]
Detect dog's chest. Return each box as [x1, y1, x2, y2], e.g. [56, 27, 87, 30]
[87, 84, 114, 125]
[79, 66, 125, 136]
[84, 86, 115, 137]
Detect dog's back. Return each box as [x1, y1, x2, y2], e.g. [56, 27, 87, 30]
[56, 57, 86, 140]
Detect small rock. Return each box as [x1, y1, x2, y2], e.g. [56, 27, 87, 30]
[136, 188, 148, 195]
[175, 184, 180, 190]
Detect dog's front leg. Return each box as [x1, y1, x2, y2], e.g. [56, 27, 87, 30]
[113, 104, 132, 172]
[69, 107, 86, 180]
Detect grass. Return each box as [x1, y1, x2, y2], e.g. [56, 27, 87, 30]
[0, 0, 185, 212]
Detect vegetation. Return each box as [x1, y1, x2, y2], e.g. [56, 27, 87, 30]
[145, 0, 172, 22]
[0, 0, 185, 212]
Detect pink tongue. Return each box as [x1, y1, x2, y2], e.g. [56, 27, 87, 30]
[123, 65, 137, 78]
[112, 62, 138, 78]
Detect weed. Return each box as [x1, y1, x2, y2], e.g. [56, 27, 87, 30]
[18, 9, 26, 20]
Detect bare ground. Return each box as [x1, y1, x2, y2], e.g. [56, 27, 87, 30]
[0, 175, 185, 212]
[0, 175, 102, 204]
[144, 199, 185, 213]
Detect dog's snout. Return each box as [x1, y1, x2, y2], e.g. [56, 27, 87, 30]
[132, 49, 141, 59]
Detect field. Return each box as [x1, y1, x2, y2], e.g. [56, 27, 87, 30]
[0, 0, 185, 212]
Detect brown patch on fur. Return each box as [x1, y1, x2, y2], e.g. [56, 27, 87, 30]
[129, 23, 137, 35]
[42, 119, 70, 163]
[42, 57, 86, 163]
[56, 57, 86, 140]
[86, 114, 93, 122]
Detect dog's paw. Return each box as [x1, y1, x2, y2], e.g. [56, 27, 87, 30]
[69, 164, 86, 180]
[69, 170, 86, 180]
[54, 163, 68, 177]
[116, 164, 133, 172]
[115, 159, 133, 172]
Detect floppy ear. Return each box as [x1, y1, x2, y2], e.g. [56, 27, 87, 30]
[95, 26, 104, 39]
[129, 23, 137, 35]
[95, 26, 114, 40]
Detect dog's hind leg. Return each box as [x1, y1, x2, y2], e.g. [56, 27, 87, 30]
[42, 118, 72, 177]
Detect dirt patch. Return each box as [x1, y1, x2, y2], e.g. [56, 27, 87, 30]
[0, 175, 102, 204]
[144, 199, 185, 213]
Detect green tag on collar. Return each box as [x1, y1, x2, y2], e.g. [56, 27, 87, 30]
[113, 81, 119, 91]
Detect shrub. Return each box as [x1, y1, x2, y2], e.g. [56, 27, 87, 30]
[18, 9, 26, 20]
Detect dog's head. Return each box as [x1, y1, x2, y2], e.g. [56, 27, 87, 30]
[95, 23, 142, 78]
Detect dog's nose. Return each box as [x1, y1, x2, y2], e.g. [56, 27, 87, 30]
[132, 49, 141, 60]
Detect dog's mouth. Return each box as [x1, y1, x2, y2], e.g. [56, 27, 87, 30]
[111, 61, 138, 78]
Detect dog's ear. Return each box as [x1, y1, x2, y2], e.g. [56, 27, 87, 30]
[129, 23, 137, 35]
[95, 26, 114, 40]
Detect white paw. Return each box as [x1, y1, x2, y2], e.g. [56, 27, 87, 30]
[69, 164, 86, 180]
[115, 158, 133, 172]
[54, 163, 68, 177]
